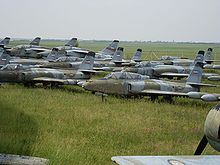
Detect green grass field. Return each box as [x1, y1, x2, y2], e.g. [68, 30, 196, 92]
[0, 40, 220, 164]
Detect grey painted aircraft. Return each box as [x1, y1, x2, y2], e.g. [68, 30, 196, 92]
[64, 40, 120, 60]
[95, 40, 119, 60]
[83, 57, 217, 101]
[112, 104, 220, 165]
[0, 47, 10, 67]
[37, 38, 79, 57]
[208, 75, 220, 81]
[9, 37, 50, 58]
[0, 52, 95, 86]
[125, 51, 218, 79]
[94, 48, 142, 71]
[161, 48, 215, 66]
[0, 37, 10, 46]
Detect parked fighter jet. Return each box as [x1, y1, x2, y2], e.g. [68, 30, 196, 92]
[84, 55, 216, 101]
[125, 51, 218, 79]
[0, 47, 9, 67]
[95, 40, 119, 60]
[112, 104, 220, 165]
[64, 40, 120, 60]
[37, 38, 79, 57]
[9, 37, 50, 58]
[131, 49, 143, 62]
[208, 75, 220, 81]
[159, 48, 215, 66]
[0, 37, 10, 46]
[0, 52, 95, 86]
[94, 48, 142, 71]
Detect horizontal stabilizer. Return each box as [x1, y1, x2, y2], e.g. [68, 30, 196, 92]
[80, 69, 97, 74]
[187, 82, 217, 87]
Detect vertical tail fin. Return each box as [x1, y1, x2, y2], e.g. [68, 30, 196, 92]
[193, 51, 204, 65]
[65, 38, 78, 47]
[187, 50, 204, 84]
[30, 37, 41, 46]
[0, 37, 10, 46]
[100, 40, 119, 56]
[131, 48, 142, 62]
[204, 48, 213, 64]
[79, 51, 95, 70]
[0, 48, 11, 66]
[111, 47, 124, 62]
[46, 48, 61, 62]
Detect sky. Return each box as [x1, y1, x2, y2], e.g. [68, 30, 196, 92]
[0, 0, 219, 42]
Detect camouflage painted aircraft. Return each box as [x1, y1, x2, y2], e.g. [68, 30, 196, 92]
[112, 104, 220, 165]
[0, 37, 10, 46]
[125, 51, 218, 79]
[94, 48, 142, 71]
[0, 52, 95, 86]
[37, 38, 79, 57]
[83, 59, 217, 101]
[159, 48, 215, 66]
[9, 37, 50, 58]
[0, 48, 48, 66]
[0, 47, 10, 67]
[95, 40, 119, 60]
[205, 64, 220, 69]
[208, 75, 220, 81]
[64, 40, 120, 60]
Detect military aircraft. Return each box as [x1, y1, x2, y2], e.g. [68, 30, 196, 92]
[0, 48, 48, 66]
[161, 48, 215, 66]
[37, 38, 79, 57]
[0, 47, 11, 67]
[125, 51, 218, 79]
[0, 51, 95, 86]
[94, 48, 142, 71]
[64, 40, 120, 60]
[205, 64, 220, 69]
[95, 40, 119, 60]
[131, 49, 143, 62]
[112, 104, 220, 165]
[208, 75, 220, 81]
[0, 37, 10, 46]
[83, 54, 217, 101]
[9, 37, 50, 58]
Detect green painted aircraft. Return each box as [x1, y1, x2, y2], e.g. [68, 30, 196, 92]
[9, 37, 50, 58]
[0, 52, 95, 87]
[83, 53, 217, 101]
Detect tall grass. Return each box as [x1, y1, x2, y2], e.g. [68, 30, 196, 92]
[0, 84, 219, 164]
[1, 41, 220, 164]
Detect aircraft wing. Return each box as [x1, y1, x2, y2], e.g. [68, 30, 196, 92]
[25, 47, 49, 53]
[80, 69, 97, 74]
[32, 77, 78, 85]
[111, 156, 220, 165]
[187, 82, 217, 87]
[160, 72, 188, 78]
[139, 89, 188, 97]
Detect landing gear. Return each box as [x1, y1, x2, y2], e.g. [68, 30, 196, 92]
[163, 95, 173, 103]
[150, 95, 158, 101]
[23, 82, 34, 88]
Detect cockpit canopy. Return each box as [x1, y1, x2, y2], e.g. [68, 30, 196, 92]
[104, 71, 149, 80]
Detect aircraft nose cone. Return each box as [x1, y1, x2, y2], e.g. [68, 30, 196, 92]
[204, 104, 220, 151]
[83, 80, 93, 90]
